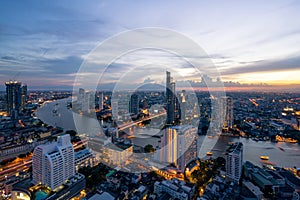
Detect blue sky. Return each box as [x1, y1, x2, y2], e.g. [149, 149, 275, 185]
[1, 0, 300, 90]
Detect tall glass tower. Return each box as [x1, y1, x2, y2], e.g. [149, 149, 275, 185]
[166, 71, 180, 125]
[129, 93, 139, 115]
[5, 80, 22, 119]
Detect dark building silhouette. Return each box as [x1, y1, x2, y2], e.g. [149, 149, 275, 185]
[166, 71, 180, 125]
[5, 80, 22, 119]
[21, 84, 27, 110]
[129, 93, 139, 115]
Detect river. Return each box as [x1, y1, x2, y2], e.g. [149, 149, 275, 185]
[36, 99, 300, 168]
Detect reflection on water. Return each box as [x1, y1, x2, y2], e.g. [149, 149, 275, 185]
[203, 135, 300, 168]
[36, 99, 300, 168]
[36, 99, 103, 136]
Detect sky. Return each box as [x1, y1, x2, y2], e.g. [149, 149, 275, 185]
[0, 0, 300, 91]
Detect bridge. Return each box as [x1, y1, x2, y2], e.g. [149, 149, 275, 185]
[117, 111, 166, 131]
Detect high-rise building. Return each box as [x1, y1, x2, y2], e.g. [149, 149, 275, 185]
[21, 84, 27, 110]
[81, 91, 95, 113]
[111, 99, 119, 121]
[154, 125, 197, 172]
[166, 71, 180, 125]
[155, 127, 178, 164]
[219, 96, 234, 129]
[129, 93, 139, 115]
[177, 126, 198, 172]
[5, 80, 22, 119]
[225, 142, 243, 183]
[82, 91, 90, 113]
[98, 92, 104, 110]
[78, 88, 85, 103]
[88, 91, 95, 111]
[180, 90, 187, 122]
[32, 134, 75, 190]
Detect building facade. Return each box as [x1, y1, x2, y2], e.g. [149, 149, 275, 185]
[154, 179, 195, 200]
[32, 134, 75, 190]
[154, 126, 197, 172]
[129, 93, 139, 115]
[5, 80, 22, 119]
[225, 142, 243, 183]
[219, 96, 234, 130]
[166, 71, 180, 125]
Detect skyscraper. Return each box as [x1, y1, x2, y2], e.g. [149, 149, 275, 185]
[225, 142, 243, 183]
[98, 92, 104, 110]
[180, 90, 186, 122]
[176, 126, 198, 172]
[154, 125, 197, 172]
[111, 99, 119, 121]
[155, 127, 178, 164]
[129, 93, 139, 115]
[219, 96, 234, 130]
[82, 91, 90, 113]
[21, 84, 27, 110]
[78, 88, 85, 103]
[5, 80, 22, 119]
[32, 134, 75, 190]
[166, 71, 180, 125]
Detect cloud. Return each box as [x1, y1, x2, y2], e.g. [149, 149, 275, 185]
[220, 55, 300, 75]
[1, 0, 300, 89]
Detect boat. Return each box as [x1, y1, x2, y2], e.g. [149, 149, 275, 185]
[260, 156, 269, 160]
[278, 147, 285, 151]
[206, 152, 213, 156]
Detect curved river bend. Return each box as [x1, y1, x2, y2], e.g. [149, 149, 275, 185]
[36, 99, 300, 168]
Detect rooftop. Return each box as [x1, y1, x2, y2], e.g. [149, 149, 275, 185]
[279, 170, 300, 187]
[88, 192, 114, 200]
[226, 142, 243, 154]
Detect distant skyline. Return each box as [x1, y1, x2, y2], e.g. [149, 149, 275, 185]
[1, 0, 300, 91]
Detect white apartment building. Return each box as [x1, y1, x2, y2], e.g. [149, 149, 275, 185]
[226, 142, 243, 183]
[32, 134, 75, 190]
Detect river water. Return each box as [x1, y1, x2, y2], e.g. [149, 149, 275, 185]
[36, 99, 300, 168]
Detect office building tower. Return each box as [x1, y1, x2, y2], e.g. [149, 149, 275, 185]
[155, 127, 178, 164]
[5, 80, 22, 119]
[177, 126, 198, 172]
[166, 71, 180, 125]
[81, 91, 95, 113]
[166, 71, 174, 124]
[32, 134, 75, 190]
[82, 91, 90, 113]
[88, 91, 95, 111]
[78, 88, 85, 103]
[219, 96, 234, 129]
[154, 126, 197, 172]
[225, 142, 243, 183]
[98, 92, 104, 110]
[180, 90, 186, 122]
[21, 84, 27, 110]
[129, 93, 139, 115]
[111, 99, 119, 120]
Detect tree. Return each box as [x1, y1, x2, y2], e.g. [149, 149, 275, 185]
[144, 144, 155, 153]
[66, 130, 77, 137]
